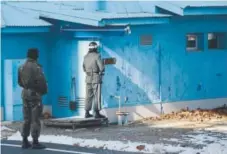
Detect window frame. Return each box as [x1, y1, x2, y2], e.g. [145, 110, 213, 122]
[186, 33, 204, 52]
[186, 34, 198, 51]
[207, 32, 226, 50]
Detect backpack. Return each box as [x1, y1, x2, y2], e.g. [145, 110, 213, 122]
[18, 63, 48, 95]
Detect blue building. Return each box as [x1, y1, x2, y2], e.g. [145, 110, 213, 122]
[1, 1, 227, 122]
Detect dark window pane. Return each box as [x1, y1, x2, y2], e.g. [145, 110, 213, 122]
[208, 33, 218, 49]
[187, 40, 196, 48]
[187, 35, 197, 49]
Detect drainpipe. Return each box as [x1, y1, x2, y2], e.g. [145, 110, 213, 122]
[158, 43, 163, 115]
[84, 0, 106, 12]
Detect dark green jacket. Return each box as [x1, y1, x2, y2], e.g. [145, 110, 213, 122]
[18, 58, 47, 100]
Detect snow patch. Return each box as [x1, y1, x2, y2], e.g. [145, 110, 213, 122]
[7, 129, 227, 154]
[1, 126, 14, 131]
[7, 131, 193, 153]
[184, 133, 218, 144]
[205, 126, 227, 133]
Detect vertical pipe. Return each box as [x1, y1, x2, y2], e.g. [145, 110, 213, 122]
[119, 96, 121, 112]
[158, 43, 163, 115]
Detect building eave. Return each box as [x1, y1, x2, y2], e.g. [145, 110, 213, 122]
[39, 14, 103, 27]
[101, 17, 170, 26]
[1, 26, 51, 33]
[184, 7, 227, 15]
[155, 2, 184, 16]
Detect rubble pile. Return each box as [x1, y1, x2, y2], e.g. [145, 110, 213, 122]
[43, 112, 51, 119]
[144, 105, 227, 122]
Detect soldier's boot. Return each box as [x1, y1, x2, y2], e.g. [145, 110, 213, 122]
[85, 111, 93, 118]
[32, 139, 46, 149]
[22, 137, 32, 149]
[94, 111, 106, 119]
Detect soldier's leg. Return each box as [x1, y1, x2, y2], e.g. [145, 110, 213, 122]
[92, 84, 100, 111]
[93, 84, 105, 118]
[31, 101, 45, 149]
[21, 99, 32, 148]
[85, 84, 94, 118]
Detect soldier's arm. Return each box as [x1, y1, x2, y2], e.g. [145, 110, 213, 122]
[18, 66, 24, 88]
[96, 54, 105, 73]
[83, 61, 86, 72]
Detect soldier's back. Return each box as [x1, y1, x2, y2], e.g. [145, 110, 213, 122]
[83, 52, 99, 73]
[20, 59, 42, 100]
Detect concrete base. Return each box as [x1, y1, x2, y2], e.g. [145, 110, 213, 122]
[102, 98, 227, 123]
[1, 105, 52, 122]
[43, 105, 52, 115]
[1, 107, 4, 121]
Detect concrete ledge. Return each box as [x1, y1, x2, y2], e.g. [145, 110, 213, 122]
[1, 107, 4, 121]
[43, 105, 52, 116]
[102, 98, 227, 123]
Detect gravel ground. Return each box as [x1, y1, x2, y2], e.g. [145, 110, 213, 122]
[3, 120, 227, 150]
[2, 118, 227, 154]
[1, 119, 227, 152]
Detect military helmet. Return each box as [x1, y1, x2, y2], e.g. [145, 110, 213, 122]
[88, 42, 98, 52]
[27, 48, 39, 60]
[89, 42, 98, 49]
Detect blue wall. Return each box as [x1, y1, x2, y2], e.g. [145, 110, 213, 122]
[48, 33, 78, 118]
[100, 15, 227, 108]
[1, 33, 52, 109]
[1, 15, 227, 119]
[41, 15, 227, 118]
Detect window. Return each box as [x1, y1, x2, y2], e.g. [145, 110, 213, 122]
[208, 33, 226, 49]
[186, 33, 203, 51]
[140, 35, 152, 46]
[187, 35, 197, 49]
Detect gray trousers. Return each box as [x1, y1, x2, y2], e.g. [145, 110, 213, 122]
[85, 83, 101, 112]
[21, 99, 43, 140]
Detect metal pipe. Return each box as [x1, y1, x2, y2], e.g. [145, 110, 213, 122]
[61, 28, 126, 32]
[110, 95, 121, 111]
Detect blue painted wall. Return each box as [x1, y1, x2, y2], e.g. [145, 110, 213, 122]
[49, 15, 227, 117]
[1, 33, 52, 110]
[1, 15, 227, 119]
[48, 33, 77, 118]
[41, 15, 227, 118]
[99, 15, 227, 108]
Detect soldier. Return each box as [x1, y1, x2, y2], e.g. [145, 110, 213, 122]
[18, 48, 47, 149]
[83, 42, 106, 119]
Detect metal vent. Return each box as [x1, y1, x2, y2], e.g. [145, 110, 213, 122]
[75, 98, 85, 108]
[69, 98, 85, 111]
[58, 96, 68, 107]
[140, 35, 152, 45]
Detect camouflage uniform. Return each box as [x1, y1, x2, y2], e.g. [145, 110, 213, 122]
[18, 49, 47, 149]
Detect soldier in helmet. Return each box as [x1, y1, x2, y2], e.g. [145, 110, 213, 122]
[18, 48, 47, 149]
[83, 42, 106, 118]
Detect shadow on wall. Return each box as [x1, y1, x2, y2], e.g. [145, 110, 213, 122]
[101, 37, 161, 115]
[101, 34, 161, 104]
[101, 64, 162, 119]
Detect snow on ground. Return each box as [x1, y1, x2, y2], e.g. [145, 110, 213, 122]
[7, 131, 195, 153]
[205, 126, 227, 133]
[7, 126, 227, 154]
[1, 126, 13, 131]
